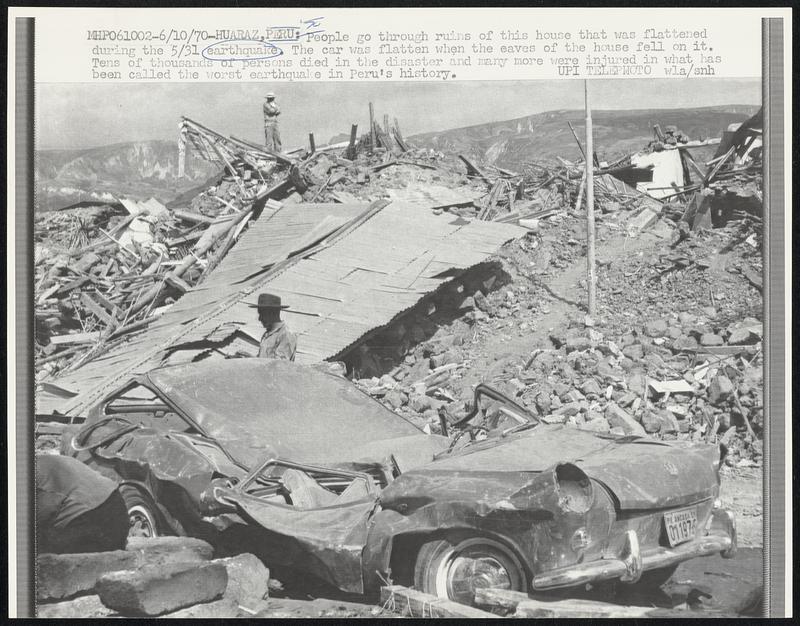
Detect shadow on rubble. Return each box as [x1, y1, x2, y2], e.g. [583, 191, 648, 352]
[534, 278, 583, 310]
[337, 261, 513, 379]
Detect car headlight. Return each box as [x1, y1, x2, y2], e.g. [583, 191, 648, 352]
[554, 463, 594, 514]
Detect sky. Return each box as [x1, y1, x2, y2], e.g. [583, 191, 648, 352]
[36, 78, 761, 151]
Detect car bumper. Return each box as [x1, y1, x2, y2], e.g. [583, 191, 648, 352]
[532, 508, 737, 590]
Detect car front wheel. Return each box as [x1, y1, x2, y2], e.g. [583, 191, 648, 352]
[119, 485, 165, 539]
[413, 533, 527, 606]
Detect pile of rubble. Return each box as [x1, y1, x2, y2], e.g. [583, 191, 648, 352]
[354, 179, 763, 467]
[34, 106, 659, 389]
[36, 536, 272, 618]
[34, 176, 286, 382]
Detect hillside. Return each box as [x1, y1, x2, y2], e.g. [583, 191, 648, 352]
[35, 105, 758, 211]
[35, 140, 220, 212]
[408, 105, 760, 172]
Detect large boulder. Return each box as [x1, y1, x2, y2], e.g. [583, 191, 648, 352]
[97, 561, 227, 616]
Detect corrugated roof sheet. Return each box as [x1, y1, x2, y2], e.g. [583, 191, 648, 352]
[37, 201, 525, 416]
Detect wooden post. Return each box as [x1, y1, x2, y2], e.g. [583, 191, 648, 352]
[347, 124, 358, 159]
[308, 133, 315, 155]
[567, 121, 586, 160]
[383, 113, 390, 138]
[368, 102, 376, 152]
[574, 168, 586, 214]
[584, 80, 597, 318]
[178, 123, 186, 178]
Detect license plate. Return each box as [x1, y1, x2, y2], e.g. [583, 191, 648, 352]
[664, 508, 698, 547]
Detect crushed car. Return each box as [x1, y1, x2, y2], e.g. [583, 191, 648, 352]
[63, 358, 737, 606]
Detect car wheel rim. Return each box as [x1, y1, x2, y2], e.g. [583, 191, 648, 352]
[128, 504, 157, 538]
[434, 538, 523, 606]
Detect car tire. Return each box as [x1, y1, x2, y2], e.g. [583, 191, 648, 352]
[636, 564, 679, 588]
[119, 485, 166, 539]
[413, 533, 527, 606]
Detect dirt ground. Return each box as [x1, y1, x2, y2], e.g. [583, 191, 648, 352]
[719, 466, 763, 548]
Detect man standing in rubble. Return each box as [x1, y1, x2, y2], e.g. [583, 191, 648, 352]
[263, 92, 282, 153]
[251, 293, 297, 360]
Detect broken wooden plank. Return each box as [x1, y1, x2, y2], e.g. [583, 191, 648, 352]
[458, 154, 490, 185]
[80, 293, 115, 325]
[166, 231, 203, 247]
[392, 118, 409, 152]
[682, 149, 707, 180]
[164, 275, 192, 294]
[89, 290, 118, 314]
[626, 206, 661, 234]
[368, 102, 376, 151]
[648, 379, 694, 395]
[380, 586, 499, 619]
[474, 588, 654, 618]
[702, 146, 735, 185]
[346, 124, 358, 160]
[37, 283, 61, 305]
[567, 121, 587, 160]
[49, 332, 102, 346]
[56, 276, 90, 296]
[172, 209, 215, 224]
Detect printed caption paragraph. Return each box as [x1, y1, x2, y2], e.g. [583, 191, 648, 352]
[83, 20, 729, 82]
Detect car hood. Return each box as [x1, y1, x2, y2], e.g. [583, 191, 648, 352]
[423, 425, 719, 509]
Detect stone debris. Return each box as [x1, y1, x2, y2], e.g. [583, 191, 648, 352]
[96, 561, 228, 616]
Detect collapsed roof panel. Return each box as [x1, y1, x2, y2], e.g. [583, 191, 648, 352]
[37, 201, 525, 417]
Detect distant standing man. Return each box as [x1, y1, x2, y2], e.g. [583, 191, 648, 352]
[263, 92, 282, 152]
[251, 293, 296, 360]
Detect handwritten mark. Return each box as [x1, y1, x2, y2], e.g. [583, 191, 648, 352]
[261, 17, 326, 42]
[202, 39, 283, 62]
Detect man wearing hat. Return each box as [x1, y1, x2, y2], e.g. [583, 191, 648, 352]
[251, 293, 296, 360]
[263, 92, 282, 152]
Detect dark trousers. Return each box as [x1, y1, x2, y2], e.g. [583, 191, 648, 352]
[265, 124, 282, 152]
[38, 490, 129, 554]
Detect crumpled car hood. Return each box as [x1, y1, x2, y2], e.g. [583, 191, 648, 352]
[424, 425, 719, 509]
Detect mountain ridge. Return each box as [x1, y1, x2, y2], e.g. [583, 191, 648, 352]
[407, 104, 760, 171]
[36, 104, 759, 211]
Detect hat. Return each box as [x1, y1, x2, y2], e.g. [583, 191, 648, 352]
[664, 125, 678, 134]
[249, 293, 289, 309]
[265, 92, 276, 99]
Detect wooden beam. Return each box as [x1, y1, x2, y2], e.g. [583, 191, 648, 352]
[49, 332, 101, 346]
[682, 150, 707, 179]
[702, 146, 735, 185]
[368, 102, 376, 151]
[380, 586, 500, 619]
[457, 154, 490, 185]
[346, 124, 358, 160]
[584, 80, 597, 318]
[567, 121, 586, 159]
[308, 133, 316, 155]
[80, 292, 115, 325]
[474, 588, 655, 619]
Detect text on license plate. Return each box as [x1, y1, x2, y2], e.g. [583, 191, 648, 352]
[663, 508, 698, 547]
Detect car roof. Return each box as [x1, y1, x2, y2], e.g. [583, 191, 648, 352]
[145, 358, 423, 446]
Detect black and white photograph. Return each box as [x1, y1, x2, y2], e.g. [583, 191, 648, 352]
[8, 7, 791, 619]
